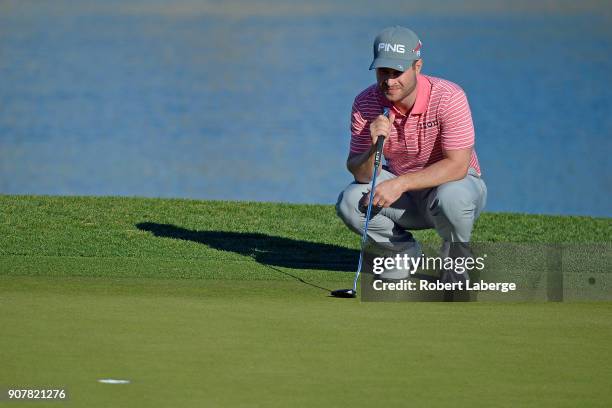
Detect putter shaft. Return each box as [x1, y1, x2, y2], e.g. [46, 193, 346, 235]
[353, 108, 390, 292]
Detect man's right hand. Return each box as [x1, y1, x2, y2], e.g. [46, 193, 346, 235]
[347, 110, 395, 183]
[369, 111, 395, 146]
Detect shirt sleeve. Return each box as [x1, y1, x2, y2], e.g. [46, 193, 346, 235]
[439, 89, 475, 150]
[349, 100, 372, 154]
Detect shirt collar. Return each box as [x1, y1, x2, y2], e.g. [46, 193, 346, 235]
[411, 74, 431, 115]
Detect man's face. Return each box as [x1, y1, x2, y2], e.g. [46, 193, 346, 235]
[376, 60, 421, 103]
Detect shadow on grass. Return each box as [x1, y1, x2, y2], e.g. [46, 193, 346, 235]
[136, 222, 359, 292]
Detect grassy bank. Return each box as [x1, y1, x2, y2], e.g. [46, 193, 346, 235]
[1, 194, 609, 281]
[1, 195, 611, 408]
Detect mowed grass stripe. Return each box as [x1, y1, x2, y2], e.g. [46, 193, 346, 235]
[0, 255, 353, 282]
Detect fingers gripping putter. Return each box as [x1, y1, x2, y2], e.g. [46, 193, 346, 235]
[331, 108, 390, 298]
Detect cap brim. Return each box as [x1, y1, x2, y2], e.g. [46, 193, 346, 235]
[369, 57, 416, 72]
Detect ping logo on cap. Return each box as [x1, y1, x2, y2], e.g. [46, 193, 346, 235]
[378, 43, 405, 54]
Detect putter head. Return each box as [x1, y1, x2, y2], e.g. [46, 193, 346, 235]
[330, 289, 357, 298]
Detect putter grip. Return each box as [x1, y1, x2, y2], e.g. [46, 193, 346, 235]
[373, 107, 389, 166]
[374, 135, 385, 167]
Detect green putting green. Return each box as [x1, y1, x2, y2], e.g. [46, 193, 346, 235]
[2, 277, 612, 407]
[1, 195, 611, 407]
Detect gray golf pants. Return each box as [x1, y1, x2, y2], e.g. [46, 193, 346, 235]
[336, 167, 487, 245]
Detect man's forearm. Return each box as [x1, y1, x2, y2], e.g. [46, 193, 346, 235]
[396, 157, 469, 192]
[346, 146, 382, 183]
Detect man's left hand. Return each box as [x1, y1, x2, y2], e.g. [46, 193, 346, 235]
[360, 178, 405, 209]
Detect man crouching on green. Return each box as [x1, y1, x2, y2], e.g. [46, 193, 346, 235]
[336, 26, 487, 282]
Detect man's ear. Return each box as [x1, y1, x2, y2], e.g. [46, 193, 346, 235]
[413, 59, 423, 74]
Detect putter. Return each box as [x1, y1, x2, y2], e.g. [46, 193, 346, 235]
[331, 108, 390, 298]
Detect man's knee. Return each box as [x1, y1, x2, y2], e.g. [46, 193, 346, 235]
[430, 183, 475, 225]
[335, 190, 349, 220]
[336, 184, 366, 232]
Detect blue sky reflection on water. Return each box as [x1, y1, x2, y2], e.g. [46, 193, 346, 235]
[0, 1, 610, 217]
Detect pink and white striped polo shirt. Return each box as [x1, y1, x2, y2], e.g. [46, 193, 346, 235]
[350, 74, 481, 176]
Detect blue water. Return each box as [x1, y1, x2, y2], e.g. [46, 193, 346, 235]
[1, 1, 611, 217]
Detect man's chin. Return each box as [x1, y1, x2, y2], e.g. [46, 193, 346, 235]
[379, 85, 403, 101]
[383, 92, 401, 102]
